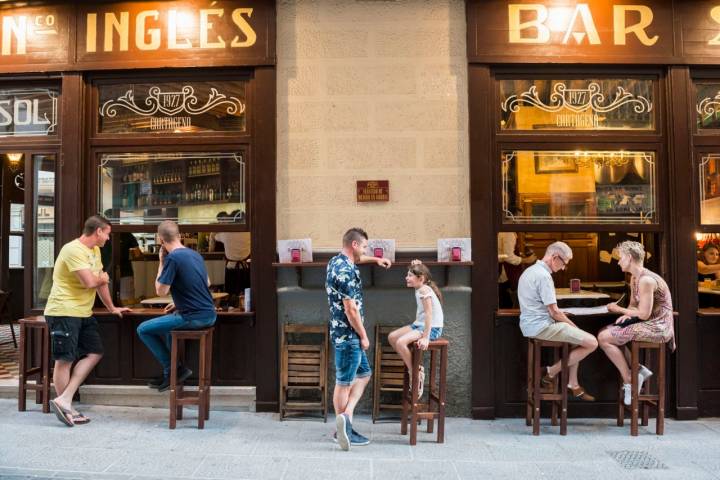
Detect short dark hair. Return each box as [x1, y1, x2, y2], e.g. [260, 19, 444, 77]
[83, 215, 110, 236]
[342, 227, 368, 247]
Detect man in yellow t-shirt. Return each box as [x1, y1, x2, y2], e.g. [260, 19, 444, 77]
[45, 215, 131, 427]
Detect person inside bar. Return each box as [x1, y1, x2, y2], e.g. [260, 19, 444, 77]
[697, 243, 720, 282]
[517, 241, 598, 401]
[598, 241, 675, 406]
[498, 231, 536, 308]
[209, 211, 251, 306]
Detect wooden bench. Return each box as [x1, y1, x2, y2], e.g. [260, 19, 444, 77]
[372, 325, 405, 423]
[279, 324, 328, 421]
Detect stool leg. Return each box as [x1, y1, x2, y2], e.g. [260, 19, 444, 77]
[204, 329, 213, 421]
[410, 347, 420, 446]
[176, 339, 185, 421]
[401, 365, 409, 436]
[526, 340, 533, 427]
[560, 343, 568, 436]
[34, 329, 43, 405]
[437, 346, 447, 444]
[427, 348, 437, 434]
[198, 336, 207, 430]
[169, 335, 178, 429]
[551, 347, 559, 427]
[617, 381, 625, 427]
[532, 342, 541, 436]
[657, 344, 666, 435]
[18, 324, 26, 412]
[41, 326, 50, 414]
[630, 343, 639, 436]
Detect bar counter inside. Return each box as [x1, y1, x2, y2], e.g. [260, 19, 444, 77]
[494, 309, 677, 418]
[86, 308, 256, 387]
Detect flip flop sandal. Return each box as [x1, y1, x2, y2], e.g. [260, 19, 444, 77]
[71, 413, 91, 425]
[49, 400, 74, 427]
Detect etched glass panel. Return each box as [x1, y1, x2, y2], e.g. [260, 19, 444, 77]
[0, 88, 59, 136]
[99, 152, 246, 225]
[98, 81, 246, 134]
[499, 79, 654, 131]
[695, 83, 720, 130]
[502, 150, 656, 224]
[698, 154, 720, 224]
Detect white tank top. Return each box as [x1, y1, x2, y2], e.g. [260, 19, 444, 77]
[412, 286, 444, 328]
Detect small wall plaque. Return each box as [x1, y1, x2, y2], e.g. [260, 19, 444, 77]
[357, 180, 389, 202]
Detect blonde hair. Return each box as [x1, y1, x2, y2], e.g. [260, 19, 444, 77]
[617, 240, 645, 263]
[408, 260, 443, 304]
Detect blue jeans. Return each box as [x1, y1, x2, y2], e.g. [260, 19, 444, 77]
[334, 339, 372, 386]
[136, 312, 216, 376]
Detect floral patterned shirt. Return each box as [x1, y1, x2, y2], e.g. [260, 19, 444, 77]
[326, 253, 364, 345]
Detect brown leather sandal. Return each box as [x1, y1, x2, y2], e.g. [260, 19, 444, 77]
[568, 385, 596, 402]
[540, 368, 555, 392]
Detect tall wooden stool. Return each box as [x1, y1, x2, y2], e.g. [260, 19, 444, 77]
[279, 324, 328, 421]
[526, 338, 569, 436]
[18, 316, 50, 413]
[617, 340, 666, 436]
[169, 327, 214, 429]
[401, 338, 448, 445]
[372, 325, 405, 423]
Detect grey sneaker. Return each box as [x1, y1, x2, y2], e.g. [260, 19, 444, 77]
[335, 414, 350, 451]
[332, 429, 370, 446]
[638, 365, 653, 392]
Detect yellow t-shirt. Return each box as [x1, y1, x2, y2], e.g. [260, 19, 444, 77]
[44, 239, 103, 318]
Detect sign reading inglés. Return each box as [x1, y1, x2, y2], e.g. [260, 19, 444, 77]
[357, 180, 390, 202]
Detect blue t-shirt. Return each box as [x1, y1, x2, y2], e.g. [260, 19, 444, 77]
[157, 248, 216, 322]
[326, 253, 364, 345]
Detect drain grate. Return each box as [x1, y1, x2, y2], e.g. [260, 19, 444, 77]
[607, 450, 669, 470]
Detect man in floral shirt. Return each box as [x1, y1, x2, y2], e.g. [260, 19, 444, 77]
[327, 227, 390, 450]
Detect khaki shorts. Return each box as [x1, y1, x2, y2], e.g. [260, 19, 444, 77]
[533, 322, 594, 346]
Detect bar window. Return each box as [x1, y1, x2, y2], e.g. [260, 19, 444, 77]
[697, 233, 720, 308]
[499, 79, 654, 131]
[699, 154, 720, 224]
[33, 154, 56, 309]
[99, 152, 246, 226]
[497, 231, 656, 308]
[111, 231, 250, 311]
[502, 150, 657, 224]
[695, 82, 720, 130]
[98, 81, 247, 134]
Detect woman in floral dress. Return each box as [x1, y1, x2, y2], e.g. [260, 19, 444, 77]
[598, 241, 675, 406]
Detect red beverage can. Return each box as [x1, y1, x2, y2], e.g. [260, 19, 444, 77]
[570, 278, 581, 293]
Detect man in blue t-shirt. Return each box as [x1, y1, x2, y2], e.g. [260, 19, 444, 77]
[137, 220, 217, 392]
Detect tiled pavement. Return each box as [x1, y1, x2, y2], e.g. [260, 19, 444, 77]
[1, 399, 720, 479]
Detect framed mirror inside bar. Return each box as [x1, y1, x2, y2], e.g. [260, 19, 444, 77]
[32, 154, 56, 310]
[502, 150, 657, 225]
[498, 78, 655, 131]
[98, 151, 247, 226]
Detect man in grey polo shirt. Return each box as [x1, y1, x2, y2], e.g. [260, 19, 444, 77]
[518, 241, 598, 401]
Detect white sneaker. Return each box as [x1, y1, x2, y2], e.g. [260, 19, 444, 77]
[417, 366, 425, 399]
[622, 383, 632, 406]
[638, 365, 653, 393]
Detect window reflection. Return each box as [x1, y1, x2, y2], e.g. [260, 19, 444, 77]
[33, 154, 56, 309]
[502, 150, 656, 224]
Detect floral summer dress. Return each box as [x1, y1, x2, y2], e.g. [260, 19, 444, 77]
[610, 269, 676, 351]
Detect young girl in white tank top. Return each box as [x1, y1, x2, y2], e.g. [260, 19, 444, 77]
[387, 260, 444, 398]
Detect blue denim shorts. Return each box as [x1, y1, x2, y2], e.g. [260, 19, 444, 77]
[410, 324, 443, 340]
[334, 339, 372, 386]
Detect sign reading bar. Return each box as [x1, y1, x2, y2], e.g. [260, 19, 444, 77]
[0, 89, 59, 137]
[357, 180, 390, 202]
[0, 1, 273, 73]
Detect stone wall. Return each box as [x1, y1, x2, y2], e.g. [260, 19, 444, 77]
[276, 0, 470, 249]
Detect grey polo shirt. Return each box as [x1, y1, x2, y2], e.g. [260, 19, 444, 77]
[517, 260, 556, 337]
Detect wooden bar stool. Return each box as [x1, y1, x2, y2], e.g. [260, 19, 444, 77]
[400, 338, 448, 445]
[526, 338, 569, 436]
[169, 327, 214, 429]
[372, 325, 405, 423]
[617, 340, 666, 436]
[279, 324, 328, 421]
[18, 316, 51, 413]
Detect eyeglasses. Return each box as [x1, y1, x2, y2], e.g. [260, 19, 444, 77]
[554, 255, 568, 268]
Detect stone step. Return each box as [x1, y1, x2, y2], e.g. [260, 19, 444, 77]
[0, 380, 256, 411]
